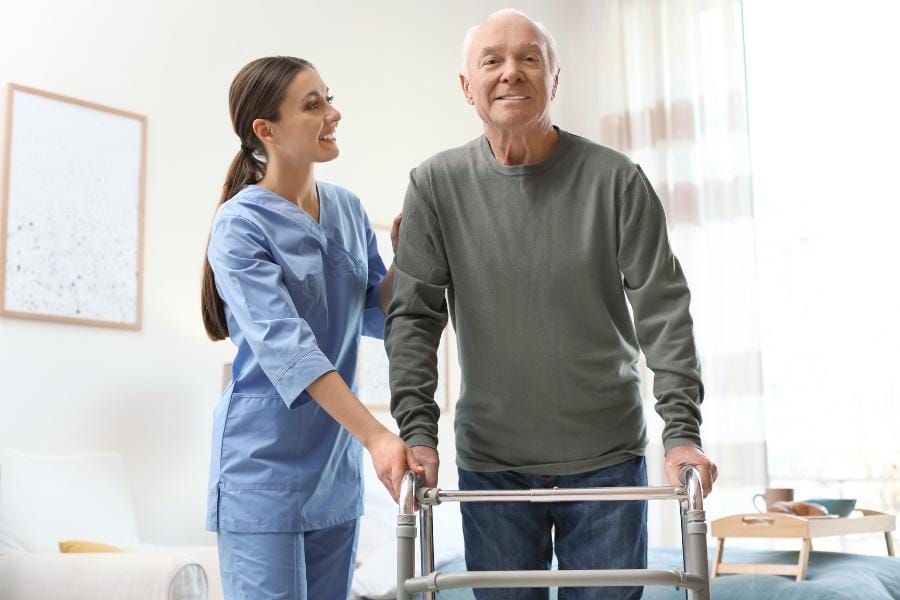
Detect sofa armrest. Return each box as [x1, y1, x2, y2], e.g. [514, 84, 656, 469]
[138, 544, 221, 600]
[0, 552, 207, 600]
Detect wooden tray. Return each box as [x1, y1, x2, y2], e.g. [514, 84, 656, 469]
[711, 509, 896, 580]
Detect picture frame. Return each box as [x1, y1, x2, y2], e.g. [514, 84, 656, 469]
[356, 223, 452, 411]
[0, 84, 147, 330]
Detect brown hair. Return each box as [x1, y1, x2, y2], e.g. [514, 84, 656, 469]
[201, 56, 314, 341]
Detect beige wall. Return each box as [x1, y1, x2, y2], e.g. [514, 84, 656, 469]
[0, 0, 592, 545]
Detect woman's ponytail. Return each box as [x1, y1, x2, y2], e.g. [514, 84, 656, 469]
[201, 57, 313, 341]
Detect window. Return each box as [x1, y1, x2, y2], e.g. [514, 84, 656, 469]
[744, 0, 900, 553]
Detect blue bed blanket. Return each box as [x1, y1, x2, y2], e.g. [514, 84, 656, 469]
[424, 547, 900, 599]
[644, 547, 900, 600]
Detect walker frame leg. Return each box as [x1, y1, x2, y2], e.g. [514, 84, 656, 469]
[396, 473, 417, 600]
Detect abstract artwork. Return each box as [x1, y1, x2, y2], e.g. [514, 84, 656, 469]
[0, 84, 146, 329]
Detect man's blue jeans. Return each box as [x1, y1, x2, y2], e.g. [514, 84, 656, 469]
[458, 457, 648, 600]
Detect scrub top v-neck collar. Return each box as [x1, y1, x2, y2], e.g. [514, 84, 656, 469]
[246, 182, 327, 232]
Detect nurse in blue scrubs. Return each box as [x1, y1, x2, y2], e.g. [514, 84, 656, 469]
[200, 56, 423, 599]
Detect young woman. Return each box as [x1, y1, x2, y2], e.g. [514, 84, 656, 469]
[201, 56, 422, 599]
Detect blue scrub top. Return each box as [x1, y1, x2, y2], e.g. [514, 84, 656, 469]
[205, 182, 387, 533]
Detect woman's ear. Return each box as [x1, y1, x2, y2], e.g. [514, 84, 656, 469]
[252, 118, 276, 147]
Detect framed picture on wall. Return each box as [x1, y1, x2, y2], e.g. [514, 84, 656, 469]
[356, 223, 452, 411]
[0, 84, 147, 330]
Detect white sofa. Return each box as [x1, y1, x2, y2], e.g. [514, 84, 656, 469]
[0, 447, 465, 599]
[0, 449, 222, 600]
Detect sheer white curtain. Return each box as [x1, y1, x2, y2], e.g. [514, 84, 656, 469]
[588, 0, 764, 546]
[743, 0, 900, 554]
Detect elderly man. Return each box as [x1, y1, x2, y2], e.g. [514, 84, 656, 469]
[386, 9, 717, 599]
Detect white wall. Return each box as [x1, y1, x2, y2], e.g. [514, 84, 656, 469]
[0, 0, 591, 545]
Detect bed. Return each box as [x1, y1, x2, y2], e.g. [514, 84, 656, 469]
[426, 548, 900, 600]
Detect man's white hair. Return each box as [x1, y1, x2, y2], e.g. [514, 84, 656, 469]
[459, 8, 560, 78]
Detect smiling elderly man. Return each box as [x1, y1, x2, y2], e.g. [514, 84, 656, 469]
[386, 9, 717, 599]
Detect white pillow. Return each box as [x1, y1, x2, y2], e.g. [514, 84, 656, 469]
[0, 449, 140, 553]
[352, 459, 465, 599]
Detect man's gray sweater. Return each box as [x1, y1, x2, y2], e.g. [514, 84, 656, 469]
[386, 128, 704, 475]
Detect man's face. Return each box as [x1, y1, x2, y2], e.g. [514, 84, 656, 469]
[460, 16, 558, 132]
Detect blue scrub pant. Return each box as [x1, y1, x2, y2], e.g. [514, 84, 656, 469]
[217, 519, 359, 600]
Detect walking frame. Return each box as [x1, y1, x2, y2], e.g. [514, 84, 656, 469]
[396, 466, 711, 599]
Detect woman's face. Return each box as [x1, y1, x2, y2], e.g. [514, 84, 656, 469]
[266, 68, 341, 164]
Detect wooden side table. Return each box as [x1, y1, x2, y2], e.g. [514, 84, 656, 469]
[710, 509, 896, 581]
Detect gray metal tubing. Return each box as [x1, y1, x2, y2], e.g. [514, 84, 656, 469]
[429, 486, 683, 504]
[396, 473, 418, 600]
[680, 466, 704, 513]
[678, 466, 710, 600]
[404, 569, 708, 593]
[399, 471, 417, 516]
[683, 518, 710, 600]
[400, 467, 712, 598]
[419, 504, 435, 600]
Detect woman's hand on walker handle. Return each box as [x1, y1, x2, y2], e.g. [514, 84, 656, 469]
[665, 445, 718, 498]
[304, 372, 423, 502]
[365, 431, 424, 502]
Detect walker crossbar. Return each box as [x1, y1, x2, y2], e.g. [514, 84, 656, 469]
[404, 569, 708, 593]
[396, 466, 711, 600]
